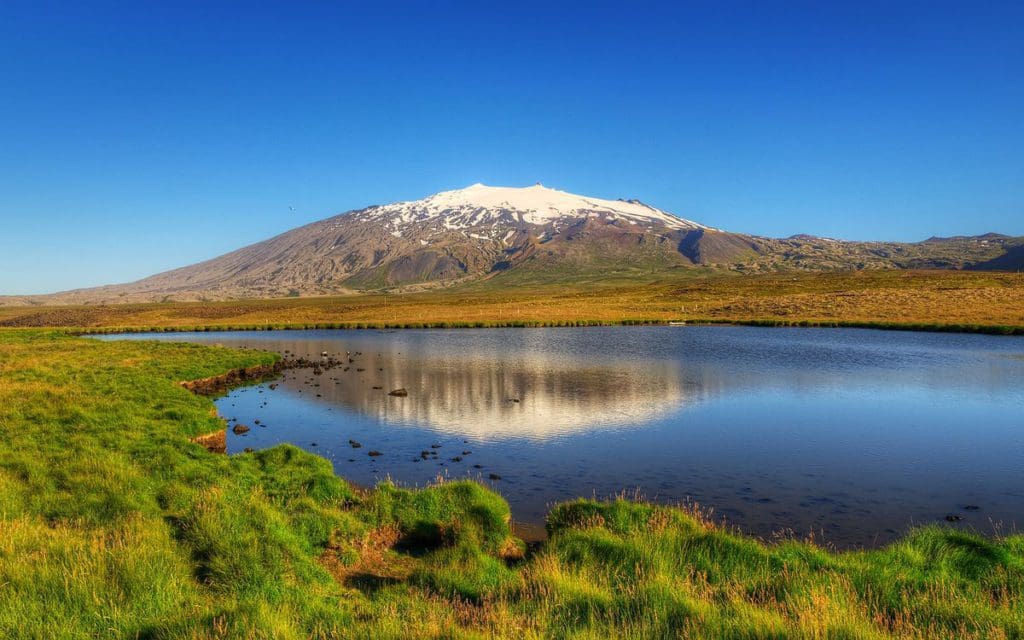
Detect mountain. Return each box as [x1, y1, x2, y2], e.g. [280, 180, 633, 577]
[4, 183, 1022, 304]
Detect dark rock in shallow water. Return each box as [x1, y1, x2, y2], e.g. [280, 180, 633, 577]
[963, 505, 981, 511]
[473, 464, 483, 469]
[232, 424, 250, 434]
[243, 447, 254, 453]
[388, 388, 408, 397]
[349, 440, 362, 448]
[372, 386, 382, 390]
[451, 456, 462, 462]
[945, 514, 964, 522]
[430, 443, 441, 449]
[368, 450, 382, 457]
[489, 473, 501, 480]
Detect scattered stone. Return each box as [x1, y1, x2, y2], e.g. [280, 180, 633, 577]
[232, 424, 250, 434]
[253, 419, 260, 425]
[488, 473, 502, 480]
[430, 443, 441, 449]
[368, 450, 383, 457]
[310, 442, 317, 447]
[349, 440, 362, 448]
[451, 456, 462, 462]
[462, 450, 471, 455]
[372, 386, 382, 390]
[388, 388, 409, 397]
[945, 514, 964, 522]
[473, 464, 483, 469]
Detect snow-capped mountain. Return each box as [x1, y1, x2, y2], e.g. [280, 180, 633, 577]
[359, 183, 711, 234]
[7, 183, 1021, 304]
[54, 183, 742, 300]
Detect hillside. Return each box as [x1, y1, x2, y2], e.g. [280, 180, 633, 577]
[3, 184, 1022, 305]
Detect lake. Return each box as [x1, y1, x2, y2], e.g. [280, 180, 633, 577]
[105, 326, 1024, 548]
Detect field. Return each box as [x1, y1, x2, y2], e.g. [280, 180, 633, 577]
[2, 269, 1023, 334]
[1, 328, 1023, 638]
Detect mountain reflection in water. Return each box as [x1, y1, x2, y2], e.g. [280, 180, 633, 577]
[284, 351, 705, 440]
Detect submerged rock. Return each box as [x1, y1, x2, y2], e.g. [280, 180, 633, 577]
[232, 424, 250, 434]
[388, 388, 408, 397]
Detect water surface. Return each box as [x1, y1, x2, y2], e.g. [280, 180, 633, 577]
[106, 326, 1024, 547]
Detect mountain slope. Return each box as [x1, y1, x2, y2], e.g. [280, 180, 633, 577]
[4, 184, 1022, 304]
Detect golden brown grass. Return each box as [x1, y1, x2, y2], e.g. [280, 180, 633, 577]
[1, 270, 1022, 333]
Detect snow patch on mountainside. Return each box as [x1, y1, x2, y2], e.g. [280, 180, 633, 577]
[357, 183, 711, 232]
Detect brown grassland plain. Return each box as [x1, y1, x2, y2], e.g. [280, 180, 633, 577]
[1, 269, 1022, 333]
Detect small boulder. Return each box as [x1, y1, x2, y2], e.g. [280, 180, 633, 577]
[368, 450, 383, 457]
[388, 388, 409, 397]
[232, 424, 250, 434]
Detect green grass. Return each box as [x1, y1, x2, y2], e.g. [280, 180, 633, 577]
[0, 328, 1021, 638]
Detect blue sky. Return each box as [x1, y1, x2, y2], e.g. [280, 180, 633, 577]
[1, 1, 1022, 294]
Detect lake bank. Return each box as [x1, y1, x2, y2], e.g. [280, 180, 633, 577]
[2, 328, 1023, 637]
[101, 326, 1024, 549]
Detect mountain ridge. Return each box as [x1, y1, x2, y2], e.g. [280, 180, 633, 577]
[3, 183, 1022, 305]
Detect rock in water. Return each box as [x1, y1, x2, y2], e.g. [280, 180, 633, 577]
[388, 388, 408, 397]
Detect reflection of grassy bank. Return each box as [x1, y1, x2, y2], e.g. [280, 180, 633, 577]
[0, 329, 1021, 638]
[2, 269, 1023, 335]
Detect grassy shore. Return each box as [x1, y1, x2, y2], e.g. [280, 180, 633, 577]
[1, 328, 1022, 638]
[2, 270, 1023, 335]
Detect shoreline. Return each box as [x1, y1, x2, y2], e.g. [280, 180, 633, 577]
[72, 317, 1024, 337]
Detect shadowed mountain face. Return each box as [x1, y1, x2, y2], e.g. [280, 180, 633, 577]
[6, 184, 1022, 304]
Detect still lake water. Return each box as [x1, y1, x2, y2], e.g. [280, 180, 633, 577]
[107, 326, 1024, 548]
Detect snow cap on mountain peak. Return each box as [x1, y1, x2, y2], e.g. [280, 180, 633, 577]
[367, 183, 710, 230]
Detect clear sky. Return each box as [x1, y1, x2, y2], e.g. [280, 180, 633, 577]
[1, 1, 1022, 294]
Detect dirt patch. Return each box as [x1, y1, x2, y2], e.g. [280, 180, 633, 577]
[191, 429, 226, 453]
[0, 307, 107, 327]
[179, 362, 286, 395]
[320, 525, 417, 592]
